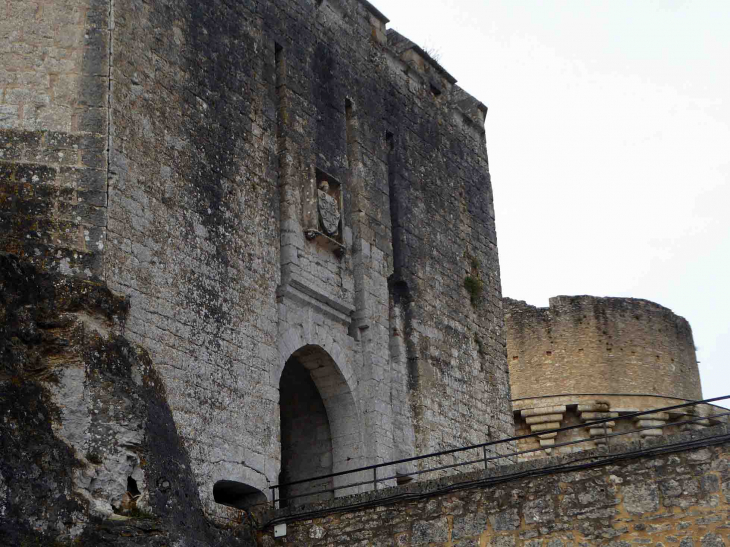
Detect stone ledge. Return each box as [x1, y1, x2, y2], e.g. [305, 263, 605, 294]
[277, 274, 355, 326]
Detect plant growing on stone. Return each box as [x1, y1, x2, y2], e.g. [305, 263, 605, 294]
[464, 251, 484, 307]
[464, 275, 484, 306]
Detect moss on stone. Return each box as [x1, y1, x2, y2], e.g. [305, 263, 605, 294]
[464, 275, 484, 306]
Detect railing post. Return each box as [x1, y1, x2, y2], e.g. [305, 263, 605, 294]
[271, 486, 277, 510]
[603, 421, 608, 448]
[372, 468, 377, 490]
[483, 445, 488, 470]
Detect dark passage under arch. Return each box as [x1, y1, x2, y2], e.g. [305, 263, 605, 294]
[279, 352, 335, 507]
[213, 480, 267, 512]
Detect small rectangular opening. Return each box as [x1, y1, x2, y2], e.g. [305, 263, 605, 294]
[386, 131, 394, 152]
[429, 82, 442, 97]
[345, 98, 356, 146]
[275, 42, 285, 176]
[387, 130, 404, 274]
[274, 43, 284, 88]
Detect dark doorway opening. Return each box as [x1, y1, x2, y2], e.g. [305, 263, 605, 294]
[279, 353, 334, 507]
[213, 480, 267, 512]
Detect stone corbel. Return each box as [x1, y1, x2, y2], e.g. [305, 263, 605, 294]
[578, 402, 618, 445]
[633, 411, 669, 437]
[667, 408, 711, 432]
[521, 405, 566, 452]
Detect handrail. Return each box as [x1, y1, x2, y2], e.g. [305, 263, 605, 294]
[269, 394, 730, 509]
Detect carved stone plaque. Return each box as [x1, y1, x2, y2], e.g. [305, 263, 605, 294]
[317, 182, 340, 236]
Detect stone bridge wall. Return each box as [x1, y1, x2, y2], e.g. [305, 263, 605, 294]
[263, 428, 730, 546]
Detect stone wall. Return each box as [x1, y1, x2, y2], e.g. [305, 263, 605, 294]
[263, 429, 730, 546]
[102, 0, 512, 521]
[105, 0, 283, 520]
[505, 296, 701, 400]
[0, 0, 110, 278]
[1, 0, 514, 528]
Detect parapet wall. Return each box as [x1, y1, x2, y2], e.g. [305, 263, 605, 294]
[505, 295, 701, 401]
[263, 427, 730, 546]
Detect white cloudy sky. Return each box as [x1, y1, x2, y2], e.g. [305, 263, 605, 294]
[370, 0, 730, 405]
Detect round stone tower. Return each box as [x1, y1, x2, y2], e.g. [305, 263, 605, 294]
[504, 295, 710, 459]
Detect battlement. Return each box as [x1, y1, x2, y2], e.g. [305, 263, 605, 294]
[310, 0, 488, 134]
[387, 29, 457, 86]
[507, 294, 692, 322]
[504, 295, 701, 401]
[355, 0, 389, 24]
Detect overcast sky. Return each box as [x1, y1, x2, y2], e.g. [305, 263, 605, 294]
[370, 0, 730, 405]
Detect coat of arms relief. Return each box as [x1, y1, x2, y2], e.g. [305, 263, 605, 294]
[317, 180, 340, 237]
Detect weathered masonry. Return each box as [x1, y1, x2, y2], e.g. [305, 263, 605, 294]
[265, 428, 730, 546]
[504, 296, 711, 460]
[506, 296, 701, 402]
[1, 0, 511, 542]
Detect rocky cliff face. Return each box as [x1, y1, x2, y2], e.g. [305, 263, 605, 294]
[0, 253, 255, 546]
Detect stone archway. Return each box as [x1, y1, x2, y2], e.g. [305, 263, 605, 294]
[279, 344, 363, 507]
[213, 480, 267, 513]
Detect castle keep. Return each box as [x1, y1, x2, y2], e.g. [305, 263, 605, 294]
[1, 0, 512, 541]
[504, 296, 717, 461]
[2, 0, 728, 546]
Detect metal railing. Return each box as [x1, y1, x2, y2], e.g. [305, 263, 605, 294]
[269, 395, 730, 510]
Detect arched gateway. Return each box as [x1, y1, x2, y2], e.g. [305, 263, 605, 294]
[279, 344, 363, 507]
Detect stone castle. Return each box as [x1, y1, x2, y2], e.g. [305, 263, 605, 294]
[1, 0, 725, 546]
[505, 295, 714, 462]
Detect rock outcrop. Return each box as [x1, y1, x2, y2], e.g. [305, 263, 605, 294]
[0, 253, 255, 546]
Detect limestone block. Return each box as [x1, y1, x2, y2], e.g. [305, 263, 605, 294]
[623, 483, 660, 515]
[634, 412, 670, 421]
[577, 403, 610, 412]
[525, 413, 564, 425]
[640, 428, 664, 437]
[586, 421, 615, 429]
[521, 406, 567, 418]
[580, 412, 619, 421]
[530, 422, 561, 433]
[636, 419, 667, 428]
[538, 438, 555, 447]
[682, 424, 709, 431]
